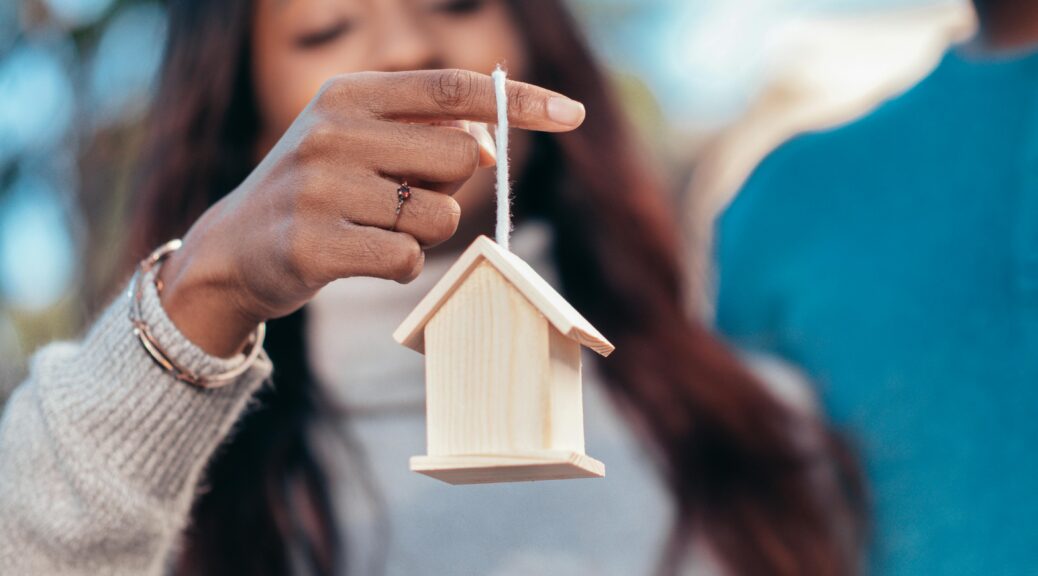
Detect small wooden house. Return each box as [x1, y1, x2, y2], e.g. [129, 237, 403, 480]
[394, 235, 614, 485]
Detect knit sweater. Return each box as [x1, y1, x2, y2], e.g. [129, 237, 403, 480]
[0, 271, 272, 575]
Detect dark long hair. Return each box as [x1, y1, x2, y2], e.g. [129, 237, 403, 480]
[130, 1, 868, 575]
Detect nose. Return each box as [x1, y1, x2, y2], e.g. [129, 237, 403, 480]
[369, 6, 439, 72]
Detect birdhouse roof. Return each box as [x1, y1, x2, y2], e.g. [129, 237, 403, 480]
[394, 235, 614, 357]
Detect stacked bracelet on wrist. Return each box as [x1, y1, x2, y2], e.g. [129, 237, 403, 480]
[128, 239, 266, 389]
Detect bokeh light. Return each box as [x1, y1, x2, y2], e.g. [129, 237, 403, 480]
[0, 173, 76, 312]
[43, 0, 117, 28]
[0, 42, 75, 163]
[579, 0, 965, 129]
[0, 2, 17, 51]
[87, 1, 166, 128]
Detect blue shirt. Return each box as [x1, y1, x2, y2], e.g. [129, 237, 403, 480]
[716, 47, 1038, 576]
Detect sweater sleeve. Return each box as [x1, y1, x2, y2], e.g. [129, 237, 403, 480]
[0, 271, 272, 575]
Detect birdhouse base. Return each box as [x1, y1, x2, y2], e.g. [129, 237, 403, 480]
[410, 450, 605, 485]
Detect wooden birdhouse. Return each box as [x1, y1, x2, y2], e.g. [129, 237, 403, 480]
[394, 235, 614, 485]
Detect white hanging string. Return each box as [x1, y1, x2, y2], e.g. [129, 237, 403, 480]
[492, 65, 511, 251]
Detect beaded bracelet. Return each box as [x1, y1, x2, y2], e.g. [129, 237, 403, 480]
[128, 239, 266, 388]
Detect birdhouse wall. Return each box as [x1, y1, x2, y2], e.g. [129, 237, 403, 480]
[423, 261, 553, 456]
[548, 328, 585, 452]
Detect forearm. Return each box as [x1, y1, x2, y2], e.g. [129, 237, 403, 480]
[0, 271, 271, 574]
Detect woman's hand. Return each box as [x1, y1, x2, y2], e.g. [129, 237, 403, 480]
[156, 69, 586, 357]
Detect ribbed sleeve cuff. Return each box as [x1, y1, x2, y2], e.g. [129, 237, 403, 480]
[35, 270, 272, 503]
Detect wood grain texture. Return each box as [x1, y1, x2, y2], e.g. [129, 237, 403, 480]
[424, 262, 550, 456]
[548, 329, 585, 453]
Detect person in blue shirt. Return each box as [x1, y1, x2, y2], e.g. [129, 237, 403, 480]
[715, 1, 1038, 574]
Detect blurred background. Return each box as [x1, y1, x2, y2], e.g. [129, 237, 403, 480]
[0, 0, 973, 392]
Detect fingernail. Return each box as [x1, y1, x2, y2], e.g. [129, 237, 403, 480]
[470, 123, 497, 161]
[547, 97, 585, 126]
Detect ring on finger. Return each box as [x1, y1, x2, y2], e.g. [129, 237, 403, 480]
[393, 180, 411, 229]
[395, 181, 412, 215]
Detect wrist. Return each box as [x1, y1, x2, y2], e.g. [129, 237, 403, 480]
[158, 239, 261, 358]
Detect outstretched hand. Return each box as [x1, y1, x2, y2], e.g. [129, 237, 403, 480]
[157, 69, 585, 357]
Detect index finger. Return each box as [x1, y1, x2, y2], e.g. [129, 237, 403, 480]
[341, 69, 586, 132]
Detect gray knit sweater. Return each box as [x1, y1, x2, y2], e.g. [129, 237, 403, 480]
[0, 272, 272, 575]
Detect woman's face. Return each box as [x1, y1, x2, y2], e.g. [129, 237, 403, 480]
[252, 0, 530, 234]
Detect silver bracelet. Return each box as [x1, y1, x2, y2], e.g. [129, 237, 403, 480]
[128, 239, 266, 389]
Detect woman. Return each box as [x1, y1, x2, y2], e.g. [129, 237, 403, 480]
[0, 0, 865, 574]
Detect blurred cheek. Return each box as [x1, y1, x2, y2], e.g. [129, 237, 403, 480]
[251, 55, 350, 154]
[251, 23, 370, 154]
[432, 7, 528, 82]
